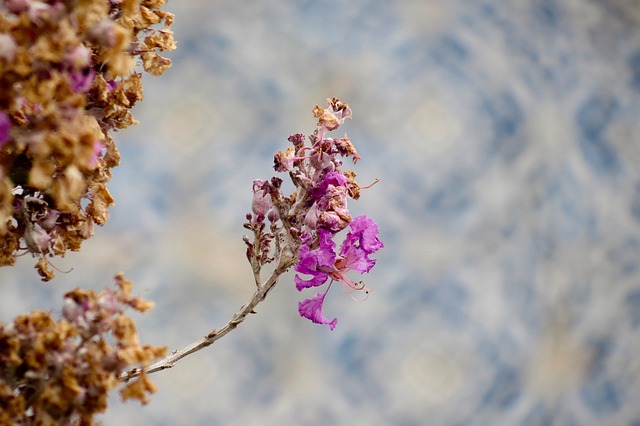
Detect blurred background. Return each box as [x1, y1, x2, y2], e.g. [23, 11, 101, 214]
[3, 0, 640, 424]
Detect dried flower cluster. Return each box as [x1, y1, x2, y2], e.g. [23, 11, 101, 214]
[0, 0, 176, 280]
[0, 274, 166, 425]
[244, 98, 383, 329]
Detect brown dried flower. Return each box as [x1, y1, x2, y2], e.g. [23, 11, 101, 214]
[0, 0, 176, 279]
[0, 273, 166, 425]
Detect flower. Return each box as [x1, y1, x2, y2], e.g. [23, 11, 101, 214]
[313, 97, 352, 131]
[2, 276, 165, 423]
[243, 99, 382, 330]
[251, 179, 271, 215]
[287, 132, 306, 148]
[250, 179, 279, 222]
[295, 215, 383, 329]
[304, 171, 352, 232]
[273, 147, 298, 172]
[338, 215, 384, 266]
[298, 292, 337, 331]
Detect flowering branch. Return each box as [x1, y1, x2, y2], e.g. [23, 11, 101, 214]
[3, 1, 385, 422]
[121, 98, 384, 380]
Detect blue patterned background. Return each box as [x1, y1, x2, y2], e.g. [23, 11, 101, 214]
[3, 1, 640, 424]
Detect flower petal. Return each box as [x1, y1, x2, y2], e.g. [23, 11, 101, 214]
[294, 271, 329, 290]
[294, 230, 336, 290]
[298, 292, 337, 330]
[341, 245, 377, 274]
[294, 230, 336, 275]
[340, 215, 384, 255]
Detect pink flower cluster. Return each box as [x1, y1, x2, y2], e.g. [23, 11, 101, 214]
[244, 98, 383, 330]
[296, 216, 383, 329]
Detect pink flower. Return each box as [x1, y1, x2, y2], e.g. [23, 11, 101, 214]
[304, 171, 351, 232]
[244, 99, 382, 330]
[295, 215, 383, 329]
[23, 222, 51, 253]
[273, 148, 297, 172]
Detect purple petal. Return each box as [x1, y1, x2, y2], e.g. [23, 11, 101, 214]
[309, 171, 347, 199]
[340, 215, 383, 255]
[294, 272, 329, 290]
[298, 292, 337, 330]
[316, 229, 337, 266]
[341, 245, 377, 274]
[294, 230, 336, 290]
[106, 80, 118, 91]
[295, 230, 336, 275]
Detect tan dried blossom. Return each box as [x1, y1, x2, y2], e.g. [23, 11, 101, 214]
[0, 274, 166, 425]
[0, 0, 176, 280]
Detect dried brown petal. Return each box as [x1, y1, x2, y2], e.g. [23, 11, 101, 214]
[35, 258, 55, 282]
[114, 272, 133, 295]
[343, 169, 361, 200]
[113, 315, 138, 346]
[140, 51, 172, 76]
[120, 372, 157, 404]
[86, 185, 114, 225]
[139, 6, 161, 26]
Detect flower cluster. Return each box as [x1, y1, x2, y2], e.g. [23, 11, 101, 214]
[0, 0, 176, 280]
[0, 274, 166, 425]
[244, 98, 383, 329]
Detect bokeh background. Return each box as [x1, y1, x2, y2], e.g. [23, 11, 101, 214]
[3, 0, 640, 424]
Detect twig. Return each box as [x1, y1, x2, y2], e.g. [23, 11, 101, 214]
[119, 249, 296, 382]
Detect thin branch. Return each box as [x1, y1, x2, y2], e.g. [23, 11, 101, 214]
[119, 250, 296, 382]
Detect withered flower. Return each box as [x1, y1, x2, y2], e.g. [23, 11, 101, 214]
[0, 274, 166, 425]
[0, 0, 176, 279]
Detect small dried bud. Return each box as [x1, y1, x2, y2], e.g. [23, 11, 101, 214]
[251, 179, 273, 217]
[287, 133, 306, 148]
